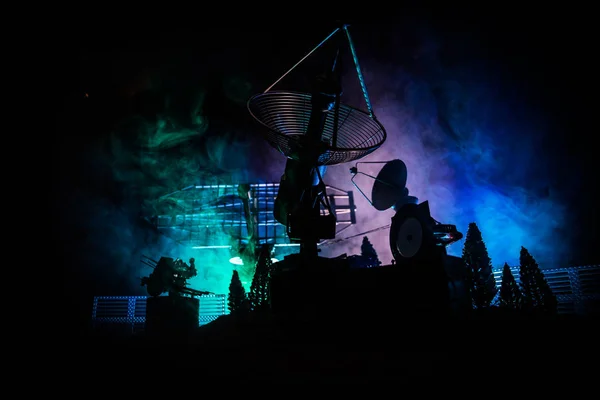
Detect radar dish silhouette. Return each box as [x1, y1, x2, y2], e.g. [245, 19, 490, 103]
[371, 159, 409, 211]
[247, 91, 386, 166]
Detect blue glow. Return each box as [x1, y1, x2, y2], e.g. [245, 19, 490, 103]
[320, 58, 570, 269]
[66, 27, 577, 299]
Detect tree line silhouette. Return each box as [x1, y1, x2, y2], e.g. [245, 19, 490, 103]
[228, 244, 273, 314]
[462, 221, 557, 315]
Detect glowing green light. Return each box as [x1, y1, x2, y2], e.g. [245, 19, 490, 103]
[229, 256, 243, 266]
[229, 256, 279, 265]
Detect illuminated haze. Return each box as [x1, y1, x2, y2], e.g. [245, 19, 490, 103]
[64, 24, 572, 297]
[321, 51, 567, 268]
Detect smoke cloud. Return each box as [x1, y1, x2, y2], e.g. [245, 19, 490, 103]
[320, 30, 569, 269]
[64, 24, 572, 298]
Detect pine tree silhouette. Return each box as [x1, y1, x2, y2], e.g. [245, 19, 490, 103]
[519, 247, 557, 314]
[462, 222, 497, 309]
[499, 262, 521, 309]
[249, 244, 273, 311]
[228, 269, 247, 313]
[361, 236, 381, 267]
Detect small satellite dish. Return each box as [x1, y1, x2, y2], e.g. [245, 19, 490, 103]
[394, 217, 423, 258]
[371, 159, 410, 211]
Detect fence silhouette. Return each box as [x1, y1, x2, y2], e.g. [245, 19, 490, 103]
[91, 294, 227, 334]
[492, 265, 600, 314]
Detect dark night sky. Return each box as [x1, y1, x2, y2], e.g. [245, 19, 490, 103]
[57, 10, 597, 331]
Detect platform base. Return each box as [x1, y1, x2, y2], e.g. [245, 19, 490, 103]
[145, 296, 199, 336]
[270, 253, 453, 325]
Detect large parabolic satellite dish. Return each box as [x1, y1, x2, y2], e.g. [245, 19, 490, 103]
[247, 91, 386, 166]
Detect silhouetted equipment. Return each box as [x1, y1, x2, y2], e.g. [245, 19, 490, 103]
[146, 181, 356, 289]
[348, 159, 464, 313]
[141, 256, 212, 297]
[351, 159, 463, 261]
[140, 256, 212, 335]
[370, 159, 413, 211]
[148, 183, 356, 248]
[246, 24, 469, 321]
[249, 24, 468, 322]
[248, 24, 386, 260]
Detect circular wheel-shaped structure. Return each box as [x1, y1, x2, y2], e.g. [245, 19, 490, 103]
[248, 91, 386, 166]
[393, 217, 423, 258]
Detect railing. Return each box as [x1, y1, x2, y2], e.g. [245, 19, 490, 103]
[492, 265, 600, 315]
[91, 294, 227, 334]
[92, 265, 598, 334]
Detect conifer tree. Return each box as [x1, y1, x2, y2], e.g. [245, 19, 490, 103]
[228, 269, 247, 313]
[499, 262, 521, 309]
[361, 236, 381, 267]
[249, 244, 273, 311]
[462, 222, 497, 308]
[519, 247, 558, 314]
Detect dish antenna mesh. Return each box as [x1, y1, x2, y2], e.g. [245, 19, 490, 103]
[248, 91, 386, 166]
[247, 25, 386, 166]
